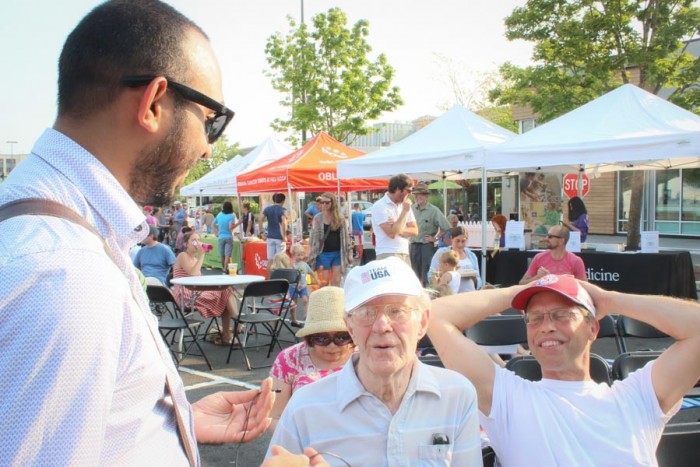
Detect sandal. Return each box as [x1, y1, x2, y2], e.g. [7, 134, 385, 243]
[212, 335, 233, 346]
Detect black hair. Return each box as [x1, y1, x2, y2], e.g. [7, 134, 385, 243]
[568, 196, 587, 222]
[58, 0, 206, 119]
[273, 193, 286, 204]
[388, 174, 412, 193]
[222, 201, 233, 214]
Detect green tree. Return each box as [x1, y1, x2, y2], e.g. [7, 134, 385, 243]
[265, 8, 403, 145]
[183, 135, 241, 186]
[490, 0, 700, 248]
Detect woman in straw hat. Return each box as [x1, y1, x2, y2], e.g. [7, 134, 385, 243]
[269, 286, 355, 432]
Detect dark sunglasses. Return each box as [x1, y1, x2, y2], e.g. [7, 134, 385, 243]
[547, 234, 563, 239]
[319, 200, 331, 205]
[122, 76, 235, 144]
[308, 333, 353, 347]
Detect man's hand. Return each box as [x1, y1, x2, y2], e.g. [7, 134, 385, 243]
[192, 377, 275, 444]
[262, 446, 329, 466]
[578, 280, 611, 319]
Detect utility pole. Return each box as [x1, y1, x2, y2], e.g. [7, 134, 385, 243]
[4, 140, 18, 181]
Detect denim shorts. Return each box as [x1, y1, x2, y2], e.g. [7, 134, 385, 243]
[317, 251, 341, 269]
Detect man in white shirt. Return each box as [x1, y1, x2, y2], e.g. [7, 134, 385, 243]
[370, 174, 418, 267]
[0, 1, 273, 465]
[429, 274, 700, 466]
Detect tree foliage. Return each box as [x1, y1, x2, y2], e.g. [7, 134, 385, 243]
[265, 8, 403, 145]
[490, 0, 700, 247]
[183, 136, 241, 187]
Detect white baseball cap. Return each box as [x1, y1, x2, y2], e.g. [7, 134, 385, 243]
[343, 257, 423, 312]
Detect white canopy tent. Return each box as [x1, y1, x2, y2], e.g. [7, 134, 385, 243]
[486, 84, 700, 174]
[337, 105, 516, 284]
[180, 137, 293, 196]
[337, 105, 515, 181]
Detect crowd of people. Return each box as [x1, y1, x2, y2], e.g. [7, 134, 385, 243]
[3, 2, 700, 466]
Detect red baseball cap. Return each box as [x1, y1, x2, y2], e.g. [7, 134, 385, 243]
[512, 274, 596, 316]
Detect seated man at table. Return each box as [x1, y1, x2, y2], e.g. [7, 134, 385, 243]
[519, 225, 587, 284]
[267, 257, 482, 465]
[428, 274, 700, 466]
[133, 226, 176, 285]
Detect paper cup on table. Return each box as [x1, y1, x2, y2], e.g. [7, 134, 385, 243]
[228, 263, 238, 275]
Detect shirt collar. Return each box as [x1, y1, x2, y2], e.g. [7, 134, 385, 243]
[32, 129, 148, 247]
[336, 354, 441, 412]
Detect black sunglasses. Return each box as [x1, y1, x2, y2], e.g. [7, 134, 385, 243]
[547, 234, 563, 239]
[122, 76, 235, 144]
[308, 333, 353, 347]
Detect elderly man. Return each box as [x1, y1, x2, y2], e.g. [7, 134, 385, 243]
[519, 225, 586, 284]
[410, 183, 451, 285]
[0, 1, 274, 465]
[429, 274, 700, 466]
[371, 174, 419, 267]
[266, 257, 482, 465]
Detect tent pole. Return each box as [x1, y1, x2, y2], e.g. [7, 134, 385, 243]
[480, 165, 487, 286]
[287, 183, 294, 243]
[442, 172, 448, 215]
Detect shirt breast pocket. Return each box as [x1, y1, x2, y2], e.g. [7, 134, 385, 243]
[417, 444, 453, 465]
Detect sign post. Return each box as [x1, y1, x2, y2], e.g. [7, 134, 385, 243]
[563, 173, 590, 198]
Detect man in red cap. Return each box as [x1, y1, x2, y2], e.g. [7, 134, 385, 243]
[429, 274, 700, 466]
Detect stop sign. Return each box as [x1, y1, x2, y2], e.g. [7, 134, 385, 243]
[563, 173, 590, 198]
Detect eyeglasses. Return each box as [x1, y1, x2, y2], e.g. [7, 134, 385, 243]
[348, 304, 418, 327]
[319, 200, 331, 205]
[122, 76, 235, 144]
[308, 333, 353, 347]
[547, 234, 563, 239]
[523, 308, 586, 326]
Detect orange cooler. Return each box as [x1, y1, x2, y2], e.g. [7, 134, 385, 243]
[243, 241, 269, 278]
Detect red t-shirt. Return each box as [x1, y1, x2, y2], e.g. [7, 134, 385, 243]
[526, 250, 587, 280]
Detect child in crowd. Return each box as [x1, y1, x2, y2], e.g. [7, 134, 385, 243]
[431, 250, 461, 296]
[268, 252, 302, 327]
[289, 244, 320, 320]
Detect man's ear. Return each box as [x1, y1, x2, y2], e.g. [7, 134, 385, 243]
[136, 77, 169, 135]
[417, 308, 430, 339]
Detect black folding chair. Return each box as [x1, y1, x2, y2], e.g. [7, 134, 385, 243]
[656, 422, 700, 466]
[418, 354, 444, 368]
[146, 285, 212, 370]
[466, 315, 528, 346]
[226, 279, 289, 370]
[268, 268, 303, 338]
[613, 351, 700, 397]
[615, 316, 670, 354]
[506, 353, 612, 385]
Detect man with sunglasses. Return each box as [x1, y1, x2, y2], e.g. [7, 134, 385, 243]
[267, 257, 482, 465]
[519, 225, 587, 284]
[429, 274, 700, 466]
[371, 173, 419, 267]
[0, 2, 273, 466]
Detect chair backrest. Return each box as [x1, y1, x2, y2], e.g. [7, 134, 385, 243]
[270, 268, 301, 299]
[146, 284, 181, 318]
[615, 316, 669, 353]
[611, 351, 662, 381]
[418, 354, 444, 368]
[597, 315, 617, 338]
[506, 353, 612, 385]
[656, 422, 700, 466]
[242, 279, 289, 298]
[466, 315, 527, 346]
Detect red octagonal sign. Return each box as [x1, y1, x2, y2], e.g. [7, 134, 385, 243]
[563, 173, 590, 198]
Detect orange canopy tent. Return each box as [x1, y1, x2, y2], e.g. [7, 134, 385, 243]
[236, 131, 387, 193]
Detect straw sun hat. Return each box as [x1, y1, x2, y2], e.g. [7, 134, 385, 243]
[295, 286, 348, 338]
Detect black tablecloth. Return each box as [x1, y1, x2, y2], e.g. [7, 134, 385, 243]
[475, 250, 697, 299]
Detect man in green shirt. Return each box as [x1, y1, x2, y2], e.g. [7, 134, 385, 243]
[410, 183, 451, 285]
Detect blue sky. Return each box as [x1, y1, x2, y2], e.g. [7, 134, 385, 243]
[0, 0, 532, 154]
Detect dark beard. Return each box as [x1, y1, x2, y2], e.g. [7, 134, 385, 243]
[129, 107, 191, 207]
